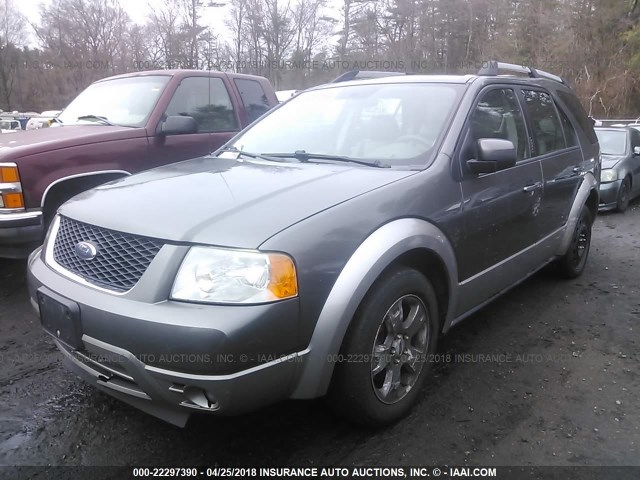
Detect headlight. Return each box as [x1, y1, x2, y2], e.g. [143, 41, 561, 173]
[600, 169, 618, 183]
[171, 247, 298, 304]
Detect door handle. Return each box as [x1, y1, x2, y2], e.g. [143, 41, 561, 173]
[523, 182, 542, 193]
[573, 166, 584, 173]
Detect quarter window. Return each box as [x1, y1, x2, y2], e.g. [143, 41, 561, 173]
[523, 90, 566, 155]
[234, 79, 271, 123]
[165, 77, 238, 133]
[556, 103, 578, 147]
[557, 91, 598, 144]
[470, 88, 530, 161]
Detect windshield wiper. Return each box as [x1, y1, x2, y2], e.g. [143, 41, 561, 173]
[76, 115, 115, 126]
[265, 150, 390, 168]
[218, 147, 286, 163]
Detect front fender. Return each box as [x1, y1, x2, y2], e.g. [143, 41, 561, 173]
[290, 218, 458, 399]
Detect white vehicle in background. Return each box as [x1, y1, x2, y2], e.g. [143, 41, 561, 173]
[276, 89, 298, 102]
[26, 110, 63, 130]
[0, 118, 22, 133]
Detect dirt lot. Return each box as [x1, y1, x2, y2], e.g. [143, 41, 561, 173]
[1, 203, 639, 471]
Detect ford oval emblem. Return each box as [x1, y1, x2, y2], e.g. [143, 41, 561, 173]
[75, 241, 98, 261]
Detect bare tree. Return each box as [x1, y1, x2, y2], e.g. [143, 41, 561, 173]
[0, 0, 27, 110]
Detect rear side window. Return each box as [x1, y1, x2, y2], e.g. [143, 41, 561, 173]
[522, 90, 565, 155]
[557, 90, 598, 144]
[556, 103, 578, 147]
[165, 77, 238, 133]
[234, 79, 271, 123]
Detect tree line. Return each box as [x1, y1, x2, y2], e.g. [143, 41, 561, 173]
[1, 0, 640, 117]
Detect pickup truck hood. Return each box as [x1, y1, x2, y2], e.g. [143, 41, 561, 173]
[60, 156, 415, 248]
[601, 155, 625, 169]
[0, 125, 145, 161]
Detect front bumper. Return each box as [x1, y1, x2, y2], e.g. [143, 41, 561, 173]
[598, 180, 622, 211]
[27, 246, 307, 426]
[0, 210, 43, 258]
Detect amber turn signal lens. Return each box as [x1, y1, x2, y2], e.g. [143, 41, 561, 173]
[3, 193, 24, 209]
[0, 166, 20, 183]
[268, 254, 298, 299]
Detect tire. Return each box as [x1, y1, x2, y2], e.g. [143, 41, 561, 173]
[616, 177, 631, 213]
[556, 206, 592, 279]
[327, 266, 439, 427]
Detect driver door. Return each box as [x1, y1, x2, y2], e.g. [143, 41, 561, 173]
[148, 76, 241, 168]
[455, 87, 544, 315]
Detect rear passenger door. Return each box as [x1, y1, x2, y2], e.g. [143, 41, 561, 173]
[457, 87, 543, 283]
[521, 89, 583, 237]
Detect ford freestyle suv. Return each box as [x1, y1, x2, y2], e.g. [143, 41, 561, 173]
[27, 62, 600, 427]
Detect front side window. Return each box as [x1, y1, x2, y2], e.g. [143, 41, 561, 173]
[229, 83, 463, 167]
[165, 77, 238, 133]
[58, 75, 170, 127]
[470, 88, 530, 161]
[234, 79, 271, 123]
[523, 90, 566, 155]
[595, 129, 627, 156]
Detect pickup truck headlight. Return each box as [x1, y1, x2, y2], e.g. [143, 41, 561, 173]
[600, 169, 618, 183]
[171, 247, 298, 304]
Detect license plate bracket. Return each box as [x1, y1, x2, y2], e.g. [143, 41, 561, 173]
[37, 287, 83, 350]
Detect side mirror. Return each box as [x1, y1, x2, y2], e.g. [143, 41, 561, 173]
[159, 115, 198, 136]
[634, 146, 640, 156]
[467, 138, 517, 174]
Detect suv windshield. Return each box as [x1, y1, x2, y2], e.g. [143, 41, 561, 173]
[58, 75, 170, 127]
[229, 82, 463, 167]
[595, 129, 627, 156]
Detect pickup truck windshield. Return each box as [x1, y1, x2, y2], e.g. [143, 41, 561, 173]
[58, 75, 170, 127]
[230, 82, 463, 167]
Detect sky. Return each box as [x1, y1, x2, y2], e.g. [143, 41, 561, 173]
[17, 0, 232, 46]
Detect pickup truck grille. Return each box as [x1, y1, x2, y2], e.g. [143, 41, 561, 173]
[52, 216, 164, 292]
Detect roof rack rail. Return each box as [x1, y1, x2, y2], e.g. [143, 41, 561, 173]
[478, 61, 565, 84]
[331, 70, 409, 83]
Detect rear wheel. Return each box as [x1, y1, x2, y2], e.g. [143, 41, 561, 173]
[556, 206, 592, 279]
[327, 266, 439, 426]
[616, 177, 631, 213]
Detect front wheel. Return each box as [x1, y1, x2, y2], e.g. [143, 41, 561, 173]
[556, 206, 592, 279]
[616, 177, 631, 213]
[327, 266, 439, 426]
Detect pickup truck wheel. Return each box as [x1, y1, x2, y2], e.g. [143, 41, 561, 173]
[327, 266, 439, 426]
[556, 206, 592, 279]
[616, 177, 631, 213]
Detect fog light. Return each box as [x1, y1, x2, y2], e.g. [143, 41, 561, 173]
[173, 385, 219, 411]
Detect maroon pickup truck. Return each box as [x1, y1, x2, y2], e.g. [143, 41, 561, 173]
[0, 70, 278, 258]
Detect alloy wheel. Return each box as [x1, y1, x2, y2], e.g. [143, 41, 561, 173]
[371, 294, 430, 404]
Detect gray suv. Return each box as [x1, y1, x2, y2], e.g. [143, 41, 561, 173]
[27, 63, 600, 427]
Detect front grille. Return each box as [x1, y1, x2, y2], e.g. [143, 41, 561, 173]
[52, 216, 164, 292]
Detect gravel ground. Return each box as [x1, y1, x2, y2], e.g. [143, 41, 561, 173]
[1, 202, 639, 471]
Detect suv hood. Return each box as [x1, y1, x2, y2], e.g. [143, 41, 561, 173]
[59, 156, 415, 248]
[601, 154, 625, 169]
[0, 125, 145, 161]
